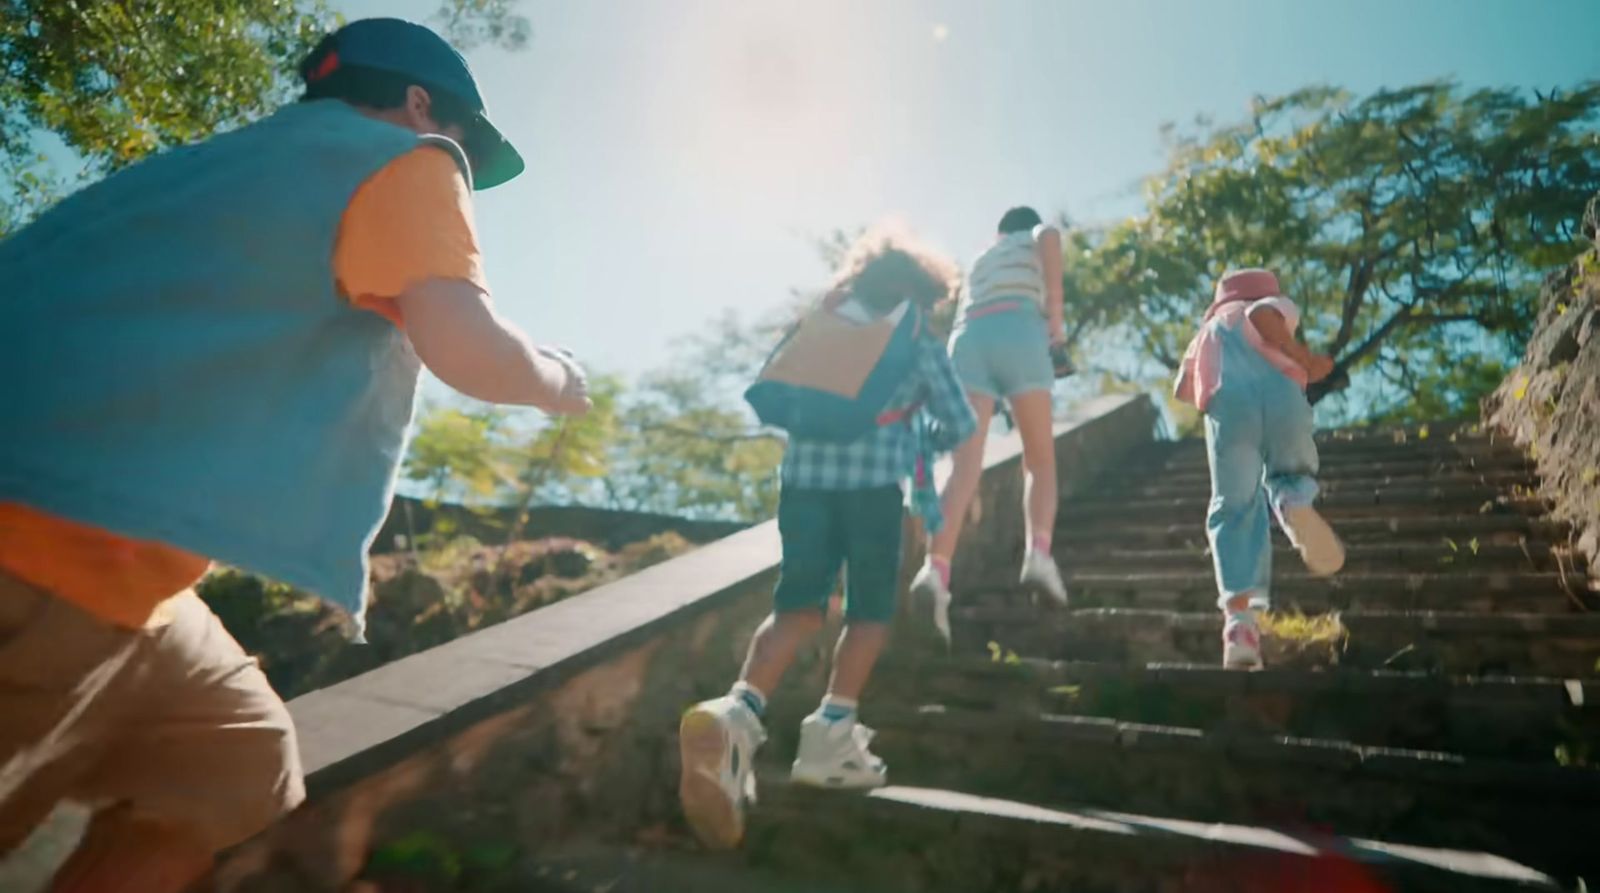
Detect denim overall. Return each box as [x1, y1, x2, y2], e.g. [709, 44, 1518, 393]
[1202, 317, 1320, 608]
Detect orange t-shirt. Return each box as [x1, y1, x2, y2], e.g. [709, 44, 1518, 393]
[0, 146, 487, 630]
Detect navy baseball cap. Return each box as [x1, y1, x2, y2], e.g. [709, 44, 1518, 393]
[301, 18, 524, 190]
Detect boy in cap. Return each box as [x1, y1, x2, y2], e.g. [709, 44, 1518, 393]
[0, 18, 586, 891]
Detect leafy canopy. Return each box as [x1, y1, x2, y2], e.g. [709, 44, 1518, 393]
[1062, 81, 1600, 424]
[0, 0, 530, 231]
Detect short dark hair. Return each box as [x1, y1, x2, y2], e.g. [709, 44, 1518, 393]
[301, 65, 476, 129]
[997, 206, 1043, 234]
[299, 39, 481, 158]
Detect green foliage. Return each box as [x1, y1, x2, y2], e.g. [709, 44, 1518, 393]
[432, 0, 531, 51]
[1062, 81, 1600, 422]
[406, 378, 618, 509]
[608, 363, 785, 521]
[405, 342, 780, 525]
[405, 406, 516, 504]
[0, 0, 528, 231]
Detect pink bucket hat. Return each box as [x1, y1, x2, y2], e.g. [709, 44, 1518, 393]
[1204, 268, 1281, 320]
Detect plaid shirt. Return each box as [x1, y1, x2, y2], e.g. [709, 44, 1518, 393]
[781, 336, 977, 492]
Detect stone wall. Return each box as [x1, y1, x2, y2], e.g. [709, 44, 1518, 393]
[1484, 244, 1600, 575]
[206, 394, 1159, 892]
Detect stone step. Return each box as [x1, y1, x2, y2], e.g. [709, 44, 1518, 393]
[1155, 445, 1529, 476]
[867, 705, 1598, 880]
[950, 607, 1600, 677]
[745, 782, 1558, 893]
[1143, 452, 1535, 488]
[1067, 487, 1546, 521]
[1313, 421, 1488, 442]
[1055, 513, 1568, 548]
[874, 657, 1599, 763]
[966, 571, 1589, 617]
[1158, 435, 1516, 464]
[1061, 541, 1582, 576]
[1103, 469, 1537, 502]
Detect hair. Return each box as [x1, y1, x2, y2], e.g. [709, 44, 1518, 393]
[997, 206, 1043, 235]
[831, 225, 959, 316]
[298, 39, 481, 159]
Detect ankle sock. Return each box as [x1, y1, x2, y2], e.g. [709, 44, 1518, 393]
[1030, 533, 1052, 555]
[815, 695, 858, 724]
[730, 681, 767, 718]
[928, 555, 951, 588]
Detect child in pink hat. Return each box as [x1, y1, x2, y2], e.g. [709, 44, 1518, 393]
[1174, 268, 1345, 669]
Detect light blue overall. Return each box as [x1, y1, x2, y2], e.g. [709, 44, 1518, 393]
[1202, 319, 1320, 609]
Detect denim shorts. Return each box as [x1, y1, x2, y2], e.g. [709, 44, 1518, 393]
[949, 306, 1054, 399]
[772, 485, 904, 623]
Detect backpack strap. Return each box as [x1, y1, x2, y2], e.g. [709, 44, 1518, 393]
[876, 306, 928, 427]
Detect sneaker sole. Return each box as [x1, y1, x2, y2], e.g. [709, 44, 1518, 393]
[1223, 651, 1264, 671]
[678, 708, 743, 850]
[1020, 568, 1070, 609]
[1282, 505, 1346, 576]
[790, 766, 889, 791]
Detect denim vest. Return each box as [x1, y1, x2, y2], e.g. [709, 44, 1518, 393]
[0, 101, 465, 637]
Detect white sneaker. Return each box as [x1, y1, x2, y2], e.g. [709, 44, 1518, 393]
[1223, 612, 1264, 670]
[1020, 549, 1069, 607]
[1280, 504, 1346, 577]
[909, 562, 953, 647]
[679, 696, 766, 849]
[790, 715, 888, 790]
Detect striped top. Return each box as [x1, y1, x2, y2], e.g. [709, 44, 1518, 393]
[959, 227, 1046, 317]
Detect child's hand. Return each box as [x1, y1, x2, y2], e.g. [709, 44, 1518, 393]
[1304, 353, 1335, 383]
[536, 346, 593, 416]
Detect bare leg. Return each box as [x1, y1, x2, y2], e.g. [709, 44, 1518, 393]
[825, 622, 889, 702]
[928, 392, 997, 561]
[50, 805, 212, 893]
[1009, 389, 1058, 548]
[738, 610, 827, 698]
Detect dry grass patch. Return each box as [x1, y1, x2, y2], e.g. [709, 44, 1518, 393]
[1259, 610, 1348, 669]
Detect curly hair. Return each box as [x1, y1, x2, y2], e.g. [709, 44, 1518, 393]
[830, 226, 960, 316]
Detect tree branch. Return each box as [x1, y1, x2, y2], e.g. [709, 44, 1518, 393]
[1331, 255, 1373, 355]
[1308, 306, 1414, 404]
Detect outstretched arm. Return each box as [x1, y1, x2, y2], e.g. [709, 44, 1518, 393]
[398, 280, 591, 414]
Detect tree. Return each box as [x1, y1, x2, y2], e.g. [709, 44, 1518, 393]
[433, 0, 531, 51]
[404, 380, 619, 516]
[0, 0, 530, 231]
[606, 365, 785, 521]
[404, 405, 515, 506]
[1061, 82, 1600, 423]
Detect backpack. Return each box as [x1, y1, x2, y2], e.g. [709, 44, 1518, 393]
[744, 299, 925, 443]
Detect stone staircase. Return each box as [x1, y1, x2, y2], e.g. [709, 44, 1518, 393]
[20, 412, 1586, 892]
[719, 425, 1596, 892]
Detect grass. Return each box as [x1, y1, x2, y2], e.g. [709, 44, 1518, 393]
[1258, 610, 1348, 669]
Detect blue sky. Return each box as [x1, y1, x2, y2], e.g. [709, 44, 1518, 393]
[335, 0, 1600, 385]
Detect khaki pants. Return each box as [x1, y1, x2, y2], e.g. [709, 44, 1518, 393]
[0, 571, 304, 854]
